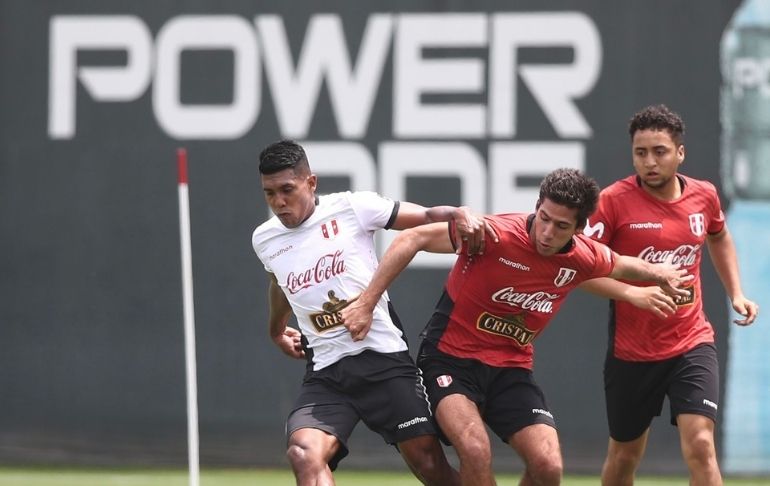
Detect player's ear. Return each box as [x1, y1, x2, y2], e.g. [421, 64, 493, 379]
[677, 144, 685, 164]
[307, 174, 318, 191]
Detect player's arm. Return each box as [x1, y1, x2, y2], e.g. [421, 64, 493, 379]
[390, 202, 498, 254]
[578, 278, 676, 319]
[267, 273, 305, 359]
[341, 223, 455, 341]
[608, 254, 693, 299]
[706, 227, 759, 325]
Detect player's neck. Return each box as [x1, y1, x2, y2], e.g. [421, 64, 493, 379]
[641, 175, 683, 201]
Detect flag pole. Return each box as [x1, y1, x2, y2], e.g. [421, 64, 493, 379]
[177, 147, 200, 486]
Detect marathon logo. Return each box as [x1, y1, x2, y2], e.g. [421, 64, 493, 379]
[532, 408, 554, 419]
[629, 222, 663, 230]
[703, 399, 718, 411]
[397, 416, 429, 429]
[476, 312, 535, 346]
[673, 284, 696, 307]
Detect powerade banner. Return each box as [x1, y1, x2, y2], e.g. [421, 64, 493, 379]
[1, 0, 759, 475]
[721, 0, 770, 474]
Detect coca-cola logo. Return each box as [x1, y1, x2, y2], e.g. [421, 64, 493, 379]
[286, 250, 346, 294]
[490, 287, 559, 314]
[638, 244, 700, 267]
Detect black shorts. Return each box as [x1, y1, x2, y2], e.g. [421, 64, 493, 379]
[417, 341, 556, 445]
[604, 343, 719, 442]
[286, 349, 436, 470]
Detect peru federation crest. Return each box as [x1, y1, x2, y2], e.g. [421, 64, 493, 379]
[320, 219, 339, 240]
[688, 213, 705, 236]
[554, 267, 577, 287]
[436, 375, 453, 388]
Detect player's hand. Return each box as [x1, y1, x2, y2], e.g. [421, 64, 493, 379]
[731, 295, 759, 326]
[452, 207, 499, 255]
[627, 285, 677, 319]
[654, 256, 694, 298]
[340, 296, 374, 342]
[272, 327, 305, 359]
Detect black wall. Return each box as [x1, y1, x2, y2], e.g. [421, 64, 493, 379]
[0, 0, 742, 474]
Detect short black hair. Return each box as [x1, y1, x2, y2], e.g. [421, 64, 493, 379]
[628, 104, 685, 145]
[537, 168, 600, 228]
[259, 140, 310, 175]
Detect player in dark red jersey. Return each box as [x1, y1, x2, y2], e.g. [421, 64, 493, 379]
[341, 168, 692, 486]
[582, 105, 758, 486]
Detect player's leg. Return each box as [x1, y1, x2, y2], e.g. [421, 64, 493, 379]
[435, 393, 495, 486]
[484, 368, 561, 486]
[668, 344, 721, 485]
[601, 431, 649, 486]
[677, 414, 721, 486]
[417, 344, 495, 485]
[508, 424, 562, 486]
[397, 434, 460, 486]
[286, 427, 342, 486]
[601, 354, 668, 486]
[285, 378, 359, 485]
[355, 350, 460, 486]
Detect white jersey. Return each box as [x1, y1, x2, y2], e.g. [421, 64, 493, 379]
[252, 191, 409, 371]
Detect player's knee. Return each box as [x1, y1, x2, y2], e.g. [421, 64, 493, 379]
[402, 440, 452, 481]
[409, 453, 446, 483]
[608, 444, 643, 471]
[456, 436, 492, 464]
[527, 454, 563, 485]
[683, 431, 717, 466]
[286, 443, 323, 472]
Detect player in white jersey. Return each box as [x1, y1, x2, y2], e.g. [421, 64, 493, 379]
[252, 140, 493, 486]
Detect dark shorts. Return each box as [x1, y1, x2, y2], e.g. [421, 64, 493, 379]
[417, 341, 556, 445]
[604, 343, 719, 442]
[286, 349, 436, 470]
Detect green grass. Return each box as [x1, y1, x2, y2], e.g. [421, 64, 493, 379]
[0, 467, 767, 485]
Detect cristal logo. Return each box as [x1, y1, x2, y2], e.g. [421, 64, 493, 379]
[286, 250, 346, 294]
[491, 287, 558, 313]
[638, 244, 699, 267]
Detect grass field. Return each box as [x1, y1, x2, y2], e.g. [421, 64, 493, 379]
[1, 468, 768, 486]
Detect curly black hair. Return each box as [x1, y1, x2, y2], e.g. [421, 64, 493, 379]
[537, 168, 600, 228]
[259, 140, 311, 175]
[628, 104, 685, 145]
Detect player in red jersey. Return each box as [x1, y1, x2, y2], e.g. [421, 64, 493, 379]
[582, 105, 759, 486]
[341, 168, 692, 486]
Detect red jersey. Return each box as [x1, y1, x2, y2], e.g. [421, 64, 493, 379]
[584, 175, 725, 361]
[424, 213, 616, 369]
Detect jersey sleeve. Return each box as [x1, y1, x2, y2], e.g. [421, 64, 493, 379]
[347, 191, 398, 232]
[584, 190, 615, 244]
[705, 182, 726, 235]
[586, 237, 616, 278]
[251, 230, 273, 273]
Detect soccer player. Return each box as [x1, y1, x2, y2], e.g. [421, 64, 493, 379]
[251, 140, 494, 486]
[340, 168, 692, 486]
[582, 105, 759, 485]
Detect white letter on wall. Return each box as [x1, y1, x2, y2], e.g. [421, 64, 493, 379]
[489, 13, 601, 138]
[49, 15, 152, 139]
[489, 142, 585, 214]
[258, 14, 392, 139]
[379, 142, 486, 268]
[394, 14, 487, 138]
[154, 16, 259, 139]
